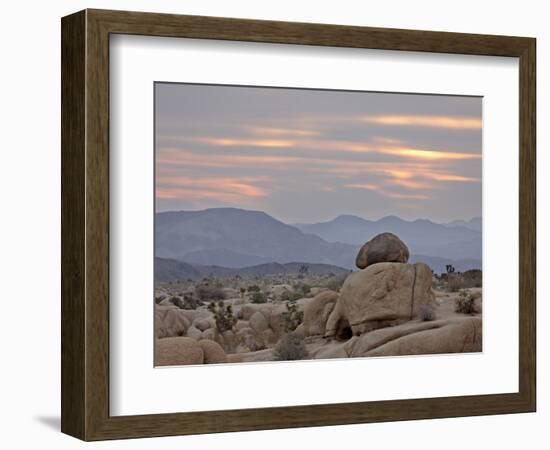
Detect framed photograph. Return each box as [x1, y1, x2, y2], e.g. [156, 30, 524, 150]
[61, 9, 536, 441]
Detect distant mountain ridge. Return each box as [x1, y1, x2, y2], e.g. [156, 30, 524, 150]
[155, 257, 350, 282]
[155, 208, 481, 273]
[156, 208, 355, 269]
[294, 214, 482, 261]
[444, 217, 482, 232]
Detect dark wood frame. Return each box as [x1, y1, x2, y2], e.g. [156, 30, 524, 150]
[61, 9, 536, 441]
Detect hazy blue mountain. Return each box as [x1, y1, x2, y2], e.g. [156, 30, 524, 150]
[155, 208, 357, 269]
[294, 214, 482, 261]
[155, 257, 350, 282]
[444, 217, 482, 232]
[155, 208, 481, 274]
[154, 257, 203, 282]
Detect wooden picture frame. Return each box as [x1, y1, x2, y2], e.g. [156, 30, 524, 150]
[61, 9, 536, 441]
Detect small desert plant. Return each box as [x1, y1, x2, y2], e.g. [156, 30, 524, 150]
[207, 301, 237, 333]
[247, 284, 261, 293]
[239, 287, 246, 298]
[250, 291, 267, 304]
[455, 290, 477, 315]
[282, 298, 304, 332]
[273, 331, 308, 361]
[280, 290, 303, 302]
[418, 304, 436, 321]
[195, 283, 225, 302]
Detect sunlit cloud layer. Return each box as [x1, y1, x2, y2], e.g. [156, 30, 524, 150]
[155, 83, 482, 222]
[361, 114, 482, 130]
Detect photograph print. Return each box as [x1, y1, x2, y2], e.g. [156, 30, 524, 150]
[154, 83, 482, 367]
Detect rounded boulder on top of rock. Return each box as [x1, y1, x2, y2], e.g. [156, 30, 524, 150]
[355, 232, 409, 269]
[155, 337, 204, 366]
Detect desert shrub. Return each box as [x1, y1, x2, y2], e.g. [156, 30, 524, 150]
[455, 290, 477, 314]
[247, 285, 261, 293]
[195, 283, 225, 302]
[293, 282, 311, 296]
[281, 298, 304, 332]
[418, 304, 436, 321]
[239, 287, 246, 298]
[273, 331, 308, 361]
[207, 301, 237, 333]
[250, 291, 267, 304]
[180, 293, 203, 310]
[168, 296, 184, 308]
[280, 290, 303, 302]
[154, 294, 166, 304]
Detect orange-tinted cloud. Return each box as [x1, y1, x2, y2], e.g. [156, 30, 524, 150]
[194, 137, 296, 148]
[380, 147, 481, 161]
[361, 114, 482, 130]
[157, 148, 301, 168]
[157, 176, 269, 203]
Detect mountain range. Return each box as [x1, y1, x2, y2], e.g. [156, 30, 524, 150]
[155, 208, 482, 274]
[155, 257, 350, 282]
[294, 215, 482, 261]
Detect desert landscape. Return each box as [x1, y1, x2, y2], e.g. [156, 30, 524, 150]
[154, 227, 482, 366]
[154, 83, 482, 366]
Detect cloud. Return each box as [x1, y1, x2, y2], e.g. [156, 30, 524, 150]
[157, 148, 301, 168]
[245, 126, 320, 137]
[361, 114, 482, 130]
[379, 147, 481, 160]
[194, 137, 296, 148]
[157, 176, 269, 204]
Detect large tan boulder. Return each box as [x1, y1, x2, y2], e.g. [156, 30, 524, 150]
[347, 317, 482, 357]
[270, 284, 294, 298]
[236, 327, 265, 352]
[155, 306, 191, 338]
[355, 232, 409, 269]
[155, 337, 204, 366]
[186, 325, 203, 341]
[249, 311, 269, 334]
[302, 290, 339, 337]
[193, 317, 213, 332]
[198, 339, 227, 364]
[326, 262, 435, 337]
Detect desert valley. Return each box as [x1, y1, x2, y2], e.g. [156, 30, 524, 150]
[154, 208, 482, 366]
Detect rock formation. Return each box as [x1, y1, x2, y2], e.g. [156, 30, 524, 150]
[355, 232, 409, 269]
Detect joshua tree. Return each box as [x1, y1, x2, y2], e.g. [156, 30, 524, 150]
[207, 301, 237, 333]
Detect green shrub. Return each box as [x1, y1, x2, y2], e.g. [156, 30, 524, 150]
[418, 304, 436, 321]
[282, 297, 304, 332]
[273, 331, 308, 361]
[280, 290, 303, 302]
[455, 290, 477, 314]
[195, 284, 225, 302]
[207, 301, 237, 333]
[247, 285, 261, 293]
[250, 291, 267, 304]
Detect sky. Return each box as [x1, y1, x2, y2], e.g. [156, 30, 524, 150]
[155, 83, 482, 224]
